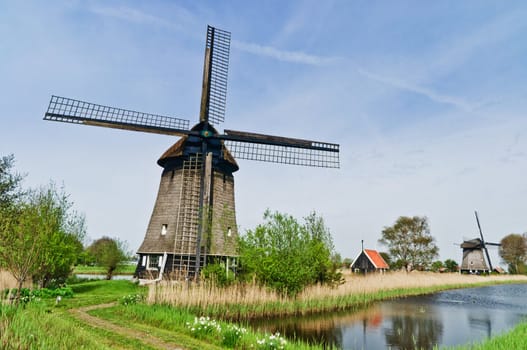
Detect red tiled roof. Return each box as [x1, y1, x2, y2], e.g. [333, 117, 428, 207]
[364, 249, 389, 269]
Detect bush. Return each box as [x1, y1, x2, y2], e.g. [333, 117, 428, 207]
[120, 293, 144, 306]
[239, 210, 339, 296]
[4, 287, 73, 304]
[201, 263, 234, 287]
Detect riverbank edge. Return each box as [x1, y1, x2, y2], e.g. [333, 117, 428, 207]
[136, 277, 527, 349]
[152, 277, 527, 321]
[444, 319, 527, 350]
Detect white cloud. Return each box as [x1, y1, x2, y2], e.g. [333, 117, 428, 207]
[89, 6, 173, 27]
[233, 40, 340, 66]
[356, 68, 480, 112]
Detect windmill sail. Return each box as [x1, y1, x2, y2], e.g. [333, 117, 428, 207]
[475, 211, 493, 271]
[200, 26, 230, 125]
[222, 129, 340, 168]
[45, 95, 190, 136]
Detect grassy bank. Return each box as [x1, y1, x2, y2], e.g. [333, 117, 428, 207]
[2, 274, 527, 349]
[90, 303, 318, 350]
[1, 280, 317, 349]
[445, 320, 527, 350]
[148, 272, 527, 320]
[0, 281, 151, 349]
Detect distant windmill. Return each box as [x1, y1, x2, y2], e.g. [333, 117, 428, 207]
[460, 211, 500, 274]
[43, 25, 340, 280]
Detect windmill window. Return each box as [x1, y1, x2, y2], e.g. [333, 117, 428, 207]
[141, 256, 147, 267]
[227, 226, 232, 237]
[148, 255, 159, 269]
[161, 224, 168, 236]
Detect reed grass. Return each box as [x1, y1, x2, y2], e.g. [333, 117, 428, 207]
[0, 302, 118, 349]
[0, 270, 31, 293]
[148, 271, 527, 320]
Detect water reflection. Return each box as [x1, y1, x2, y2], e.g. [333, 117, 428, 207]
[249, 284, 527, 349]
[468, 313, 492, 337]
[250, 312, 344, 347]
[382, 302, 443, 350]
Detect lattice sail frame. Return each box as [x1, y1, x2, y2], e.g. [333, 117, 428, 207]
[45, 95, 190, 135]
[206, 26, 230, 125]
[225, 140, 340, 168]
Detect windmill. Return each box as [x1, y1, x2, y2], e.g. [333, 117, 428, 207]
[44, 25, 340, 280]
[460, 211, 500, 274]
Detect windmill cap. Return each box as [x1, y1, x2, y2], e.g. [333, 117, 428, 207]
[157, 123, 239, 172]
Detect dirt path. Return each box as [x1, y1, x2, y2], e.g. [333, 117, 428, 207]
[70, 303, 184, 350]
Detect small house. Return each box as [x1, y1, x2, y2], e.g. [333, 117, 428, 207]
[351, 249, 389, 274]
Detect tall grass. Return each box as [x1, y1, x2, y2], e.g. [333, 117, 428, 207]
[0, 270, 31, 293]
[0, 280, 153, 350]
[0, 302, 117, 350]
[148, 271, 527, 320]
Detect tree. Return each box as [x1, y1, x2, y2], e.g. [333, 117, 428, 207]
[342, 257, 353, 269]
[31, 185, 86, 287]
[379, 252, 392, 267]
[0, 183, 85, 292]
[0, 201, 44, 303]
[378, 216, 439, 271]
[431, 260, 444, 272]
[444, 259, 459, 273]
[88, 237, 128, 279]
[0, 154, 24, 211]
[499, 234, 527, 274]
[239, 210, 340, 296]
[304, 212, 343, 286]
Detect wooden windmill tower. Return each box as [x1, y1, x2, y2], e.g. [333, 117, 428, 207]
[460, 211, 500, 274]
[44, 25, 340, 280]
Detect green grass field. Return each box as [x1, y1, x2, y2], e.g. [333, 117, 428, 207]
[73, 264, 136, 275]
[1, 278, 527, 349]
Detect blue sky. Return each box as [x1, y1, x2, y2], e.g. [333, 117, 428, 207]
[1, 1, 526, 265]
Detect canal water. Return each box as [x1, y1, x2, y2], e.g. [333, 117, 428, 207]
[250, 283, 527, 349]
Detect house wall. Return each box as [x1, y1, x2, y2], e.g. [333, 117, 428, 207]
[351, 253, 376, 273]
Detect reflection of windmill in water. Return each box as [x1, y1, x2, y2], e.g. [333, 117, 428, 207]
[460, 211, 501, 274]
[44, 25, 340, 280]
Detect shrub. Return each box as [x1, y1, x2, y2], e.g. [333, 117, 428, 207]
[201, 263, 234, 287]
[4, 287, 74, 304]
[239, 210, 339, 296]
[120, 293, 144, 306]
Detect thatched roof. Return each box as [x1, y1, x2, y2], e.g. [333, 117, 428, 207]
[157, 136, 238, 171]
[461, 238, 483, 249]
[158, 137, 186, 163]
